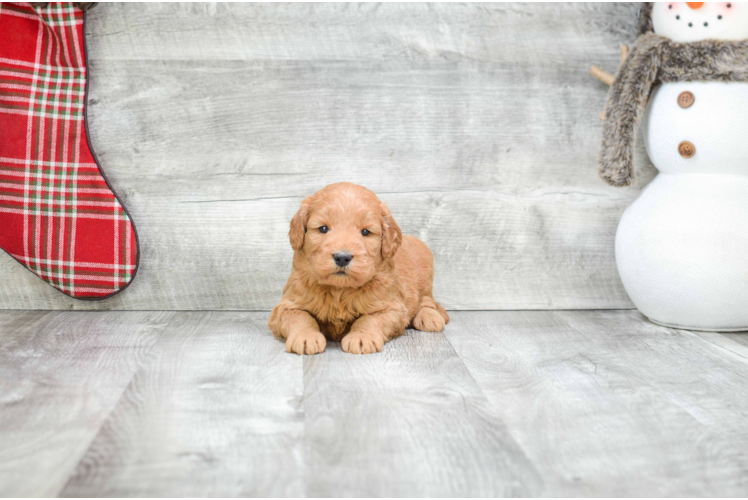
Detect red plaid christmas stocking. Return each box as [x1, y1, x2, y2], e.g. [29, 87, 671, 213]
[0, 3, 139, 299]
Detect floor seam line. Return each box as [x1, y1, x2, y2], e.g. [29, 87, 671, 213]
[54, 311, 178, 497]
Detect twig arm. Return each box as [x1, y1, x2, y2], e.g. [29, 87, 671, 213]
[590, 65, 615, 86]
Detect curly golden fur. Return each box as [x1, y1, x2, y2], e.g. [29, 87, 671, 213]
[268, 182, 449, 355]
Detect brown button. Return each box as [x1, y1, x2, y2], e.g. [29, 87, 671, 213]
[678, 91, 695, 109]
[678, 141, 696, 158]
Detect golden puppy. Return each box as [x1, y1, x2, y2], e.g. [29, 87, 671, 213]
[268, 182, 449, 355]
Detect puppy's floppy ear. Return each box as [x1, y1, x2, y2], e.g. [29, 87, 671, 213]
[289, 196, 314, 250]
[380, 203, 402, 260]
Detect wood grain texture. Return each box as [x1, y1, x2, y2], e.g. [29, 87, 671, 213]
[61, 311, 305, 497]
[0, 2, 654, 310]
[3, 310, 748, 496]
[302, 332, 542, 497]
[445, 310, 748, 496]
[0, 310, 172, 497]
[717, 332, 748, 351]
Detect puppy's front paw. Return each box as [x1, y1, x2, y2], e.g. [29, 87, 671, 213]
[341, 330, 385, 354]
[286, 330, 327, 355]
[413, 307, 446, 332]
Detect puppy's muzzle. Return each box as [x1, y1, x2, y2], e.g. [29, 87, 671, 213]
[333, 251, 353, 268]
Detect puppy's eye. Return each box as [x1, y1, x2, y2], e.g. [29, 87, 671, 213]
[319, 226, 329, 234]
[361, 229, 370, 236]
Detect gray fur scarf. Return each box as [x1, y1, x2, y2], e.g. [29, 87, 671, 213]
[599, 9, 748, 186]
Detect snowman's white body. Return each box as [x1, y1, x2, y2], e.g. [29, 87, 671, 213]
[616, 81, 748, 330]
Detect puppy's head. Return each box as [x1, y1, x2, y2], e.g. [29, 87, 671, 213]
[289, 182, 402, 288]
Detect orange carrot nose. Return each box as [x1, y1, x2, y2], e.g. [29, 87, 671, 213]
[687, 2, 705, 9]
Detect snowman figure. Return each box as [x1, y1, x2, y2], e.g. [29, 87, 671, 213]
[599, 2, 748, 331]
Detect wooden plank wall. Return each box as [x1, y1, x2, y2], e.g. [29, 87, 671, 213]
[0, 3, 655, 311]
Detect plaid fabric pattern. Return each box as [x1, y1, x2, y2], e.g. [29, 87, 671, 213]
[0, 2, 138, 299]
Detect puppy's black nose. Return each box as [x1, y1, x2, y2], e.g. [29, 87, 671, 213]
[333, 251, 353, 267]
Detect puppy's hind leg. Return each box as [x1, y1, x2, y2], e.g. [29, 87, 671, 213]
[412, 296, 449, 332]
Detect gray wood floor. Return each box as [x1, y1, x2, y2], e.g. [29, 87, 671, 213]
[2, 310, 748, 497]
